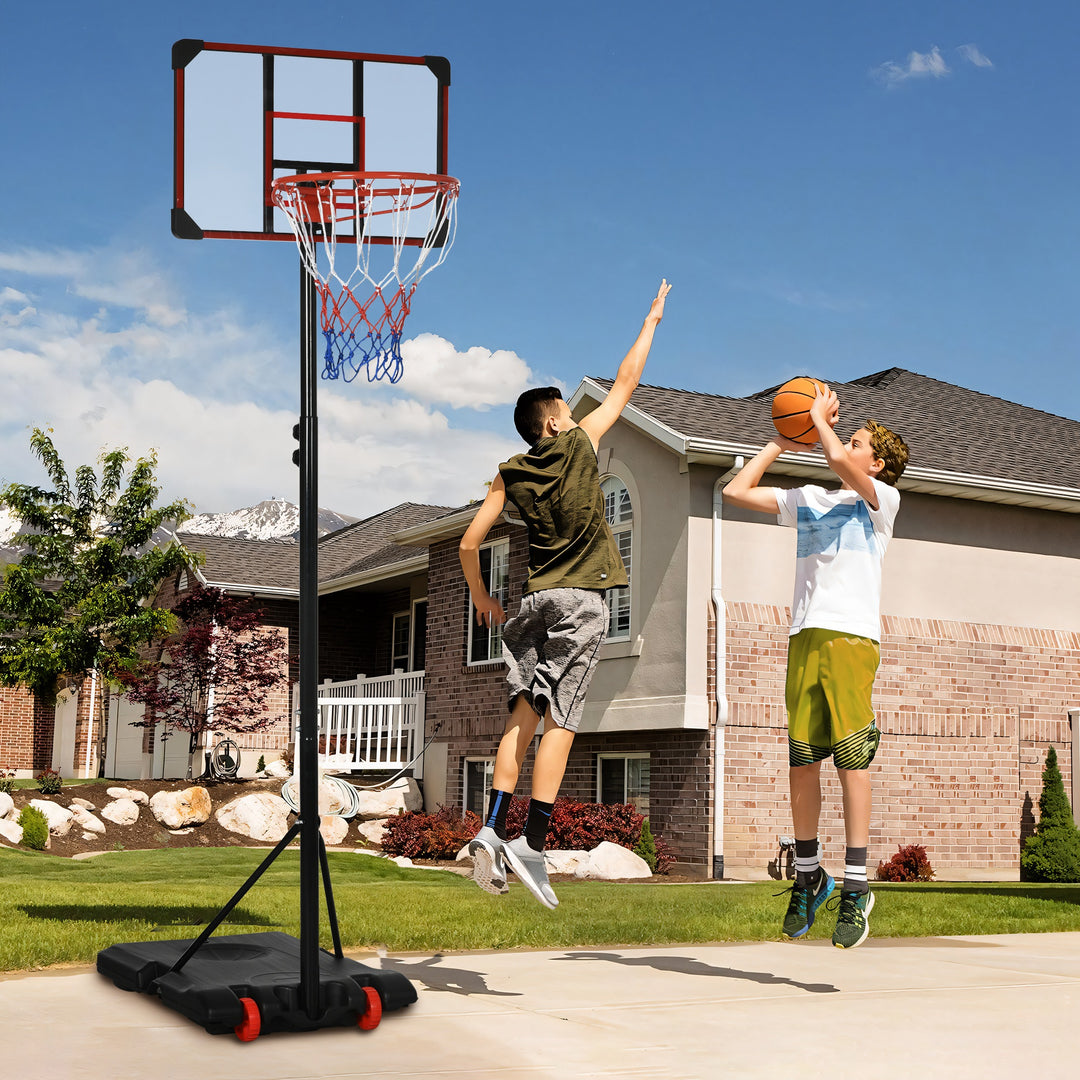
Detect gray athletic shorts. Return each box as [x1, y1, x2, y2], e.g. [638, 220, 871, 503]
[501, 587, 609, 733]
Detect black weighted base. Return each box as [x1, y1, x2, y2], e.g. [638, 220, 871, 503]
[97, 931, 416, 1038]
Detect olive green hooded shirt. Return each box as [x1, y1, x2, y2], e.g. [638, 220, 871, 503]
[499, 425, 628, 595]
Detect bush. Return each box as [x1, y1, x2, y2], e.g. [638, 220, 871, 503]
[876, 844, 935, 882]
[35, 768, 62, 795]
[256, 755, 266, 774]
[0, 769, 15, 795]
[1021, 746, 1080, 883]
[18, 805, 49, 850]
[381, 806, 482, 860]
[634, 818, 658, 872]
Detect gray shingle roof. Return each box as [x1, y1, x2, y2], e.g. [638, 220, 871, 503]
[178, 502, 453, 593]
[595, 368, 1080, 489]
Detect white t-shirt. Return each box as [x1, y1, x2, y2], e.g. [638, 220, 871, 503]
[773, 478, 900, 641]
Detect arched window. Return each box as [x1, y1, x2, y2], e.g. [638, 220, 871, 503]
[601, 475, 632, 641]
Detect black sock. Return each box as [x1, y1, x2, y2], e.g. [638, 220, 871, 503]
[484, 788, 512, 841]
[843, 846, 869, 894]
[794, 838, 820, 887]
[523, 799, 555, 851]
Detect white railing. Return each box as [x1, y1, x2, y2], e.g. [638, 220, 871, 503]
[299, 670, 426, 774]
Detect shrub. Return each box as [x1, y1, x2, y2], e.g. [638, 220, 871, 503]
[381, 806, 482, 859]
[0, 769, 15, 795]
[256, 755, 266, 774]
[634, 817, 658, 872]
[35, 768, 62, 795]
[18, 805, 49, 850]
[876, 844, 935, 882]
[1021, 746, 1080, 883]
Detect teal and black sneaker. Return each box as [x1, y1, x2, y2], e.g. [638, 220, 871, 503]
[830, 889, 875, 949]
[780, 868, 835, 939]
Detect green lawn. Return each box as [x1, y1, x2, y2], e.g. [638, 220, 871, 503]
[1, 846, 1078, 972]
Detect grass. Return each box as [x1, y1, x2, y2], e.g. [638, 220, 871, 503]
[2, 847, 1079, 972]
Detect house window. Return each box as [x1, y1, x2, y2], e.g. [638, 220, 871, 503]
[392, 612, 410, 671]
[468, 539, 509, 664]
[411, 599, 427, 671]
[601, 476, 632, 641]
[598, 753, 650, 817]
[464, 758, 495, 818]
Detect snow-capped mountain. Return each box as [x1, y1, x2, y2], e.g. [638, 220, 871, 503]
[180, 498, 354, 542]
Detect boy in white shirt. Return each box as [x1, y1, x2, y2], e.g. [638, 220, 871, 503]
[723, 385, 909, 948]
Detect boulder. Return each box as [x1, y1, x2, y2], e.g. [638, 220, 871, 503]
[0, 819, 23, 845]
[264, 760, 291, 779]
[0, 792, 14, 820]
[320, 815, 350, 846]
[149, 787, 211, 829]
[355, 819, 390, 846]
[544, 850, 588, 876]
[574, 841, 652, 880]
[101, 798, 140, 825]
[107, 786, 149, 805]
[216, 793, 291, 842]
[70, 797, 97, 811]
[70, 806, 106, 835]
[30, 799, 73, 837]
[354, 778, 422, 819]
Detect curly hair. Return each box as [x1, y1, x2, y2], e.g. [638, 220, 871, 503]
[865, 419, 909, 486]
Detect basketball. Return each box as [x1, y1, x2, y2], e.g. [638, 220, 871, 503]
[771, 376, 826, 444]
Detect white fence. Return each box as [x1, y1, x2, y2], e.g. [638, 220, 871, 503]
[299, 670, 426, 774]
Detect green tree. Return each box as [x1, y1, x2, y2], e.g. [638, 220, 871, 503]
[0, 428, 193, 696]
[1020, 745, 1080, 883]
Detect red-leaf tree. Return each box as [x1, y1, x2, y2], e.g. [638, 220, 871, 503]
[117, 584, 288, 779]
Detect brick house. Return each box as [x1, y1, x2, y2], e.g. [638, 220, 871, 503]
[394, 368, 1080, 880]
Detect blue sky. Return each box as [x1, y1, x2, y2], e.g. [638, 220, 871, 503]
[1, 2, 1077, 518]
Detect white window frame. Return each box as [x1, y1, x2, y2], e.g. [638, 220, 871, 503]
[601, 475, 633, 642]
[391, 610, 411, 672]
[596, 752, 651, 816]
[466, 538, 510, 667]
[409, 596, 428, 672]
[463, 757, 496, 819]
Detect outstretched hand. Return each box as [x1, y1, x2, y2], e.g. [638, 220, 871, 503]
[647, 279, 672, 322]
[809, 383, 839, 430]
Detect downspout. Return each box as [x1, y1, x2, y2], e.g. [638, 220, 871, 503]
[711, 459, 743, 879]
[84, 662, 98, 778]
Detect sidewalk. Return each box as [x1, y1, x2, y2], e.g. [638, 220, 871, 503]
[3, 933, 1077, 1079]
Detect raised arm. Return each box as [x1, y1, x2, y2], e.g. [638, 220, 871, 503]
[808, 386, 880, 509]
[578, 279, 672, 450]
[722, 441, 792, 514]
[459, 473, 508, 627]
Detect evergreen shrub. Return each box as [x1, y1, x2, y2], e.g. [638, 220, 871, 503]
[1021, 746, 1080, 883]
[18, 805, 49, 850]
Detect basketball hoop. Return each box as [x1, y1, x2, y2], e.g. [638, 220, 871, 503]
[271, 171, 460, 383]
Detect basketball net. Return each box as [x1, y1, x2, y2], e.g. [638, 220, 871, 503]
[271, 172, 459, 383]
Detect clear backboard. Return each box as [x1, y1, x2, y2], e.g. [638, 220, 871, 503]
[172, 39, 450, 242]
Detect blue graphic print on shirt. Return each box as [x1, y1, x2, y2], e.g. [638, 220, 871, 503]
[796, 501, 876, 560]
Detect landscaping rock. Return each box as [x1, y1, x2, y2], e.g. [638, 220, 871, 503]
[574, 841, 652, 880]
[320, 815, 349, 846]
[356, 818, 390, 845]
[70, 797, 97, 811]
[30, 799, 73, 837]
[0, 792, 14, 820]
[544, 850, 588, 875]
[149, 787, 211, 829]
[354, 778, 421, 819]
[216, 793, 291, 842]
[70, 806, 106, 835]
[0, 819, 22, 845]
[101, 798, 140, 825]
[264, 760, 291, 779]
[107, 786, 149, 805]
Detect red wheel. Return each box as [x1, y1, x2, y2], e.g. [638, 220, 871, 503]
[234, 996, 261, 1042]
[357, 985, 382, 1031]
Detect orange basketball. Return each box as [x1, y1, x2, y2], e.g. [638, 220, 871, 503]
[771, 376, 826, 444]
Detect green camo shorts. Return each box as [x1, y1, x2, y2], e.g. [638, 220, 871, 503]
[785, 627, 881, 770]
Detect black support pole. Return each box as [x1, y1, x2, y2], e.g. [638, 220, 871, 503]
[298, 257, 321, 1019]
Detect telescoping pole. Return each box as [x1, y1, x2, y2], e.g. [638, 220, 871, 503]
[298, 258, 321, 1018]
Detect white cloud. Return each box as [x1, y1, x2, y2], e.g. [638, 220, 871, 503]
[872, 46, 950, 87]
[957, 44, 993, 69]
[0, 245, 524, 518]
[398, 332, 543, 409]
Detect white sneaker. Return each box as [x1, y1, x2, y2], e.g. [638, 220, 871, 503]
[503, 836, 559, 909]
[468, 826, 508, 895]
